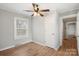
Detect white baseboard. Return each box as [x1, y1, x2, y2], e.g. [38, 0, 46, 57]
[54, 46, 60, 51]
[45, 43, 60, 51]
[0, 45, 15, 51]
[33, 41, 60, 51]
[15, 40, 32, 47]
[33, 41, 45, 46]
[22, 40, 32, 44]
[0, 40, 32, 51]
[55, 45, 60, 51]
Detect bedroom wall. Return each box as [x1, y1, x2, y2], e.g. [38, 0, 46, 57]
[0, 9, 32, 50]
[45, 11, 60, 50]
[32, 16, 45, 45]
[32, 11, 60, 50]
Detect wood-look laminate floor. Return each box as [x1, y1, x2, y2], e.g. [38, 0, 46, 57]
[0, 39, 78, 56]
[58, 38, 78, 56]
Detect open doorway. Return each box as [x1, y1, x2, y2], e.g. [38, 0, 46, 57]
[62, 17, 78, 54]
[63, 17, 76, 40]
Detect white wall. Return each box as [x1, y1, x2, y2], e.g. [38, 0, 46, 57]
[32, 16, 45, 45]
[0, 9, 32, 50]
[45, 11, 60, 50]
[77, 12, 79, 53]
[32, 11, 60, 50]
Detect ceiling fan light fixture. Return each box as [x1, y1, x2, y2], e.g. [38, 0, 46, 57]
[24, 3, 50, 17]
[33, 12, 40, 16]
[33, 12, 37, 16]
[37, 13, 40, 16]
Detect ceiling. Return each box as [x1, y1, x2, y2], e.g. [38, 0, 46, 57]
[0, 3, 79, 16]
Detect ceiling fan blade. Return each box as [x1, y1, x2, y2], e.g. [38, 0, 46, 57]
[24, 10, 33, 12]
[40, 9, 50, 12]
[31, 14, 34, 16]
[39, 13, 44, 17]
[32, 3, 36, 8]
[32, 3, 36, 11]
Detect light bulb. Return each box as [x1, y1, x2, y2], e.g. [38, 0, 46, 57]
[37, 13, 40, 16]
[34, 12, 37, 16]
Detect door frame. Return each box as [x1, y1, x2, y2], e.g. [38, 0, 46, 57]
[60, 14, 77, 46]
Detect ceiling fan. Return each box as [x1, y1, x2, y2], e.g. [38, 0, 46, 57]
[24, 3, 50, 17]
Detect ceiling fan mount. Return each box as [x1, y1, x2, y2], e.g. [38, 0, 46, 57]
[24, 3, 50, 17]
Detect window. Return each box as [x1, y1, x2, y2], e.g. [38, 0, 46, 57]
[14, 17, 28, 40]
